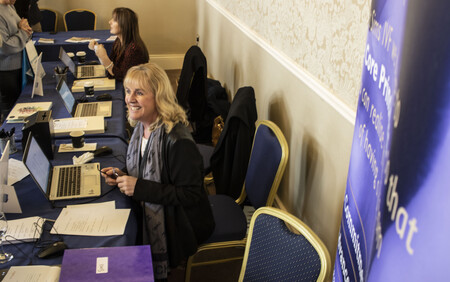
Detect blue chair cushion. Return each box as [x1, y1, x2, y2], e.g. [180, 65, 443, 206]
[204, 194, 247, 244]
[244, 214, 322, 281]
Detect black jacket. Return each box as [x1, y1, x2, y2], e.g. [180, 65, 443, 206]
[210, 87, 258, 198]
[132, 123, 215, 267]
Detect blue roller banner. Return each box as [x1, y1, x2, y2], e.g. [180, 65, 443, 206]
[333, 0, 450, 281]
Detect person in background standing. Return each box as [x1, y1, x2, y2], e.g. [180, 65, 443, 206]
[0, 0, 32, 123]
[14, 0, 42, 32]
[89, 7, 149, 81]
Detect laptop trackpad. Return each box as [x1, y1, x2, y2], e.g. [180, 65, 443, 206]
[99, 104, 110, 111]
[84, 175, 98, 186]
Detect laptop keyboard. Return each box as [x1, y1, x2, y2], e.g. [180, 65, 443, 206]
[57, 166, 81, 197]
[80, 103, 98, 116]
[81, 65, 94, 77]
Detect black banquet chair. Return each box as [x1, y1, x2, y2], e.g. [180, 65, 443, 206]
[238, 207, 331, 282]
[185, 120, 289, 282]
[40, 8, 57, 32]
[63, 9, 97, 31]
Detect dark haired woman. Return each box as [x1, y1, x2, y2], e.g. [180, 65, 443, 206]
[89, 7, 149, 81]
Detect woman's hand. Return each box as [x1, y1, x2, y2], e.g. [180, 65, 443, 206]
[116, 176, 137, 196]
[88, 39, 98, 51]
[95, 44, 108, 62]
[18, 18, 32, 36]
[100, 167, 125, 186]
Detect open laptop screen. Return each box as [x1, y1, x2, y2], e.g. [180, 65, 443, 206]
[56, 78, 76, 115]
[58, 47, 76, 74]
[23, 136, 51, 194]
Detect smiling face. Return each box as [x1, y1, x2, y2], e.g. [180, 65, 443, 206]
[125, 80, 158, 128]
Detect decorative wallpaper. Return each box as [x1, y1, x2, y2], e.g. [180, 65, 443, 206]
[214, 0, 371, 108]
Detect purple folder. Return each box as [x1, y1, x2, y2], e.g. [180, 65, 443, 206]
[59, 245, 154, 282]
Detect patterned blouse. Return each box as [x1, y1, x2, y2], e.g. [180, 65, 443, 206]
[109, 38, 148, 81]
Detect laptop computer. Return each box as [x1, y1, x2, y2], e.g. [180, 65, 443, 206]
[58, 47, 106, 79]
[56, 78, 112, 118]
[22, 134, 101, 201]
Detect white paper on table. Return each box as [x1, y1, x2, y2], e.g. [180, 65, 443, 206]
[8, 158, 29, 185]
[66, 200, 115, 210]
[3, 265, 61, 282]
[2, 185, 22, 214]
[4, 216, 43, 244]
[53, 119, 87, 130]
[52, 207, 130, 236]
[65, 37, 99, 43]
[58, 143, 97, 152]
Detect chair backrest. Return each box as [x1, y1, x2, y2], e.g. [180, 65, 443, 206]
[40, 8, 57, 32]
[239, 207, 331, 282]
[240, 120, 288, 208]
[63, 9, 96, 31]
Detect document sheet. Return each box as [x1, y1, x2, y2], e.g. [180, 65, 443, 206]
[52, 201, 130, 236]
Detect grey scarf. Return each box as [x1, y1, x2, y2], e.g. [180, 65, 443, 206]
[127, 122, 168, 279]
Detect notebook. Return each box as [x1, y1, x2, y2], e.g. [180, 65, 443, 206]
[59, 245, 154, 282]
[56, 78, 112, 118]
[22, 134, 101, 201]
[58, 47, 106, 79]
[6, 102, 52, 123]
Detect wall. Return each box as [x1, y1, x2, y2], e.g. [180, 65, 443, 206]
[38, 0, 197, 67]
[197, 0, 370, 260]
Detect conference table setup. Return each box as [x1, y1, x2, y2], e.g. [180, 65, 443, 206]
[32, 30, 115, 62]
[2, 137, 138, 268]
[0, 62, 128, 143]
[0, 30, 145, 276]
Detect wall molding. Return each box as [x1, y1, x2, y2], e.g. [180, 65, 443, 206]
[150, 54, 184, 70]
[206, 0, 356, 125]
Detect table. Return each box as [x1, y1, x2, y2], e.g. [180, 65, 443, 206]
[2, 136, 138, 267]
[33, 30, 114, 62]
[0, 61, 128, 143]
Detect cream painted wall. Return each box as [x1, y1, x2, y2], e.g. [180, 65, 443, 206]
[38, 0, 197, 55]
[197, 0, 363, 262]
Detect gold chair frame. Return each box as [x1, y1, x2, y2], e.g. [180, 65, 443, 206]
[63, 9, 97, 31]
[239, 207, 332, 282]
[185, 120, 289, 282]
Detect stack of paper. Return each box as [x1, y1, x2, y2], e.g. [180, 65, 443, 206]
[38, 38, 54, 44]
[52, 201, 130, 236]
[3, 265, 61, 282]
[65, 37, 99, 43]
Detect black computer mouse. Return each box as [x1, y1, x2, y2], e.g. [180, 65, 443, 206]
[94, 146, 113, 157]
[96, 93, 112, 101]
[38, 241, 68, 259]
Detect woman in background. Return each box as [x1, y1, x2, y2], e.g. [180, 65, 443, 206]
[0, 0, 32, 122]
[89, 7, 149, 81]
[14, 0, 42, 32]
[101, 63, 215, 280]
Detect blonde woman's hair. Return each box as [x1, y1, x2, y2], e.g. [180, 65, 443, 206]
[124, 62, 188, 132]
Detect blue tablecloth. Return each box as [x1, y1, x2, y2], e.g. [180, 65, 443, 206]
[0, 61, 128, 143]
[33, 30, 114, 62]
[2, 137, 138, 267]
